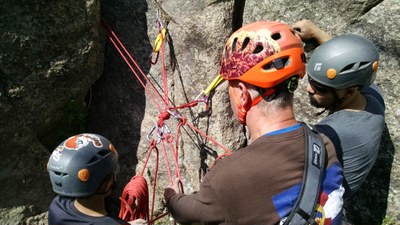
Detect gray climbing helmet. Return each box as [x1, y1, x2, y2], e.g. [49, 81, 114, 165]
[307, 34, 379, 89]
[47, 133, 119, 197]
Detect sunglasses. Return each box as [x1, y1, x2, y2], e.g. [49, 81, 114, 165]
[308, 77, 331, 93]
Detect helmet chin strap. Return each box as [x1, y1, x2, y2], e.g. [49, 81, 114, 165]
[229, 85, 249, 124]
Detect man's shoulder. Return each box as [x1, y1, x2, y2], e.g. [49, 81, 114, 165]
[48, 196, 75, 225]
[49, 195, 72, 212]
[48, 196, 126, 225]
[362, 85, 385, 109]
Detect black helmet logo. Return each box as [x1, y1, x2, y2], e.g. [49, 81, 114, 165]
[64, 134, 103, 150]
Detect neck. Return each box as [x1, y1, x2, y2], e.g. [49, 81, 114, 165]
[246, 105, 298, 141]
[74, 195, 107, 217]
[330, 91, 366, 113]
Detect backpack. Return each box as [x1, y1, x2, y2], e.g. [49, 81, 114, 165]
[283, 123, 327, 225]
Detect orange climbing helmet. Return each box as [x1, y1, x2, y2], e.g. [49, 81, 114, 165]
[219, 21, 306, 88]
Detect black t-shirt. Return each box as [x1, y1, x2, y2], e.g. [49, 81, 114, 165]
[48, 195, 128, 225]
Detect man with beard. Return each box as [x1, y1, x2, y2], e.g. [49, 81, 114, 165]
[293, 20, 386, 198]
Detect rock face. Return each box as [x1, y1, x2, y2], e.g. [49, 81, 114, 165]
[1, 0, 399, 224]
[0, 0, 104, 224]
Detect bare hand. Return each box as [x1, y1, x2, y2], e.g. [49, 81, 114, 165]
[292, 20, 332, 44]
[292, 20, 320, 40]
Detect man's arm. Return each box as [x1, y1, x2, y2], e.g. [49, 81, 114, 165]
[164, 178, 225, 224]
[292, 20, 332, 44]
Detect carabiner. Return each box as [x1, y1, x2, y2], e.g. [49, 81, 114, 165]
[167, 109, 182, 120]
[157, 124, 171, 139]
[153, 28, 167, 53]
[147, 125, 161, 144]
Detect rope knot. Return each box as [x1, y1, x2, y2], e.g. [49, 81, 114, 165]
[158, 111, 171, 127]
[179, 117, 187, 125]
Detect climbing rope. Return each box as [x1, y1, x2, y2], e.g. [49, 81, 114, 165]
[119, 175, 149, 221]
[102, 15, 231, 224]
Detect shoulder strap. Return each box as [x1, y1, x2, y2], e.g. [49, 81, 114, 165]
[284, 123, 327, 225]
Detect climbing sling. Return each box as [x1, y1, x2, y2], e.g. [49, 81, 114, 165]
[283, 124, 327, 225]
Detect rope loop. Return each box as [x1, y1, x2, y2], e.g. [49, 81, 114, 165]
[148, 52, 160, 65]
[164, 133, 174, 143]
[179, 117, 187, 125]
[149, 139, 158, 149]
[119, 175, 149, 221]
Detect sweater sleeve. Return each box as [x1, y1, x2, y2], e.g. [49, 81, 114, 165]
[164, 176, 226, 224]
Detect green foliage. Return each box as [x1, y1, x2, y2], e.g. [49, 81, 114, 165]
[382, 216, 396, 225]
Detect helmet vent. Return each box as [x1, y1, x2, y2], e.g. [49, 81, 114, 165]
[359, 61, 371, 69]
[54, 171, 67, 177]
[86, 150, 110, 164]
[271, 33, 281, 40]
[97, 149, 111, 157]
[274, 57, 289, 69]
[241, 37, 250, 51]
[301, 53, 306, 63]
[262, 57, 289, 71]
[253, 45, 263, 54]
[340, 63, 357, 73]
[263, 62, 273, 71]
[87, 155, 100, 164]
[232, 38, 238, 52]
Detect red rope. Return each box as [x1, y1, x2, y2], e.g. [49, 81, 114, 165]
[157, 110, 170, 128]
[144, 141, 160, 224]
[102, 19, 232, 224]
[102, 20, 168, 111]
[185, 121, 232, 155]
[160, 29, 169, 107]
[119, 176, 149, 221]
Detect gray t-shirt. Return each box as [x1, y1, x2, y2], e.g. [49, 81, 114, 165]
[315, 85, 385, 197]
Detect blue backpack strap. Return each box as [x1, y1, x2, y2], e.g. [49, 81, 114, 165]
[284, 123, 326, 225]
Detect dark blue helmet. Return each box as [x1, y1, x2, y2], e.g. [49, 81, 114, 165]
[47, 133, 119, 197]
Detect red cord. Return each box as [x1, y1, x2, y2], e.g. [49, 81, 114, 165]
[102, 19, 232, 224]
[102, 20, 168, 111]
[119, 176, 149, 221]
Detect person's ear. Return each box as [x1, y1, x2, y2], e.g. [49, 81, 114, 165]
[97, 174, 114, 194]
[237, 82, 252, 110]
[344, 87, 358, 98]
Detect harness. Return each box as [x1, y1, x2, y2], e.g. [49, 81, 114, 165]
[283, 124, 327, 225]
